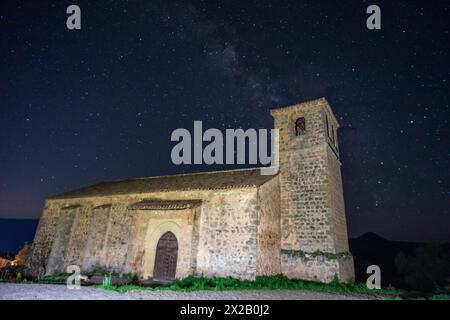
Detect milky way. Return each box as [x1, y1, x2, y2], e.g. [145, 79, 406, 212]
[0, 1, 449, 242]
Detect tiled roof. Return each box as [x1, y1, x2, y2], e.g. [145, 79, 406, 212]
[48, 168, 277, 199]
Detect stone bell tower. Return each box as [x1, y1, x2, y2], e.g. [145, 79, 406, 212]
[270, 98, 354, 283]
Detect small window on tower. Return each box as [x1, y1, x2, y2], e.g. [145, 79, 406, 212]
[295, 117, 306, 136]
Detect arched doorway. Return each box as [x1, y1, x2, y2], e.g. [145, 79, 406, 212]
[153, 232, 178, 282]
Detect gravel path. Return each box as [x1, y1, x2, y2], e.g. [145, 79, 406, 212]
[0, 283, 375, 300]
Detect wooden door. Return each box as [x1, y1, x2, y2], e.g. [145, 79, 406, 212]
[153, 232, 178, 282]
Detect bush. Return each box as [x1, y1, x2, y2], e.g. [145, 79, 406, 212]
[86, 268, 110, 277]
[12, 244, 31, 267]
[0, 266, 25, 282]
[395, 245, 450, 292]
[120, 273, 136, 281]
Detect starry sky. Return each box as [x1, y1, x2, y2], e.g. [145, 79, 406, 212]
[0, 0, 449, 242]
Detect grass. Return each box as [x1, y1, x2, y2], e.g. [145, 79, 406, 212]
[429, 294, 450, 300]
[98, 274, 395, 295]
[85, 268, 111, 277]
[102, 273, 112, 288]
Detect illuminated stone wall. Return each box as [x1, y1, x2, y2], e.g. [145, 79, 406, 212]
[26, 187, 275, 280]
[271, 98, 354, 282]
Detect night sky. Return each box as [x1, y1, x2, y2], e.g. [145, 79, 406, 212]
[1, 1, 449, 243]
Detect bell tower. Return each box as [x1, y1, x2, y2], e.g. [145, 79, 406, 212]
[270, 98, 354, 283]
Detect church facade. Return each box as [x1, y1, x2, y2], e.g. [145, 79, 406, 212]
[26, 98, 354, 283]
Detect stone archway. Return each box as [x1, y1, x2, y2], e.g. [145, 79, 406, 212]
[139, 217, 197, 280]
[153, 231, 178, 282]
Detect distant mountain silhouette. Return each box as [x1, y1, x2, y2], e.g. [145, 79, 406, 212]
[0, 219, 38, 254]
[354, 232, 389, 243]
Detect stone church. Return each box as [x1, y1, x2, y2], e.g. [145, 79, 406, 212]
[26, 98, 354, 283]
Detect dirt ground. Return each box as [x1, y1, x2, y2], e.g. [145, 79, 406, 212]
[0, 283, 377, 300]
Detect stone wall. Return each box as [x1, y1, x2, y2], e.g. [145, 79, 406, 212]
[26, 201, 61, 276]
[81, 205, 111, 271]
[46, 207, 76, 274]
[27, 186, 272, 280]
[281, 253, 354, 283]
[194, 189, 260, 280]
[326, 145, 350, 253]
[101, 202, 134, 272]
[278, 144, 336, 253]
[256, 176, 281, 276]
[65, 205, 92, 268]
[271, 98, 354, 283]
